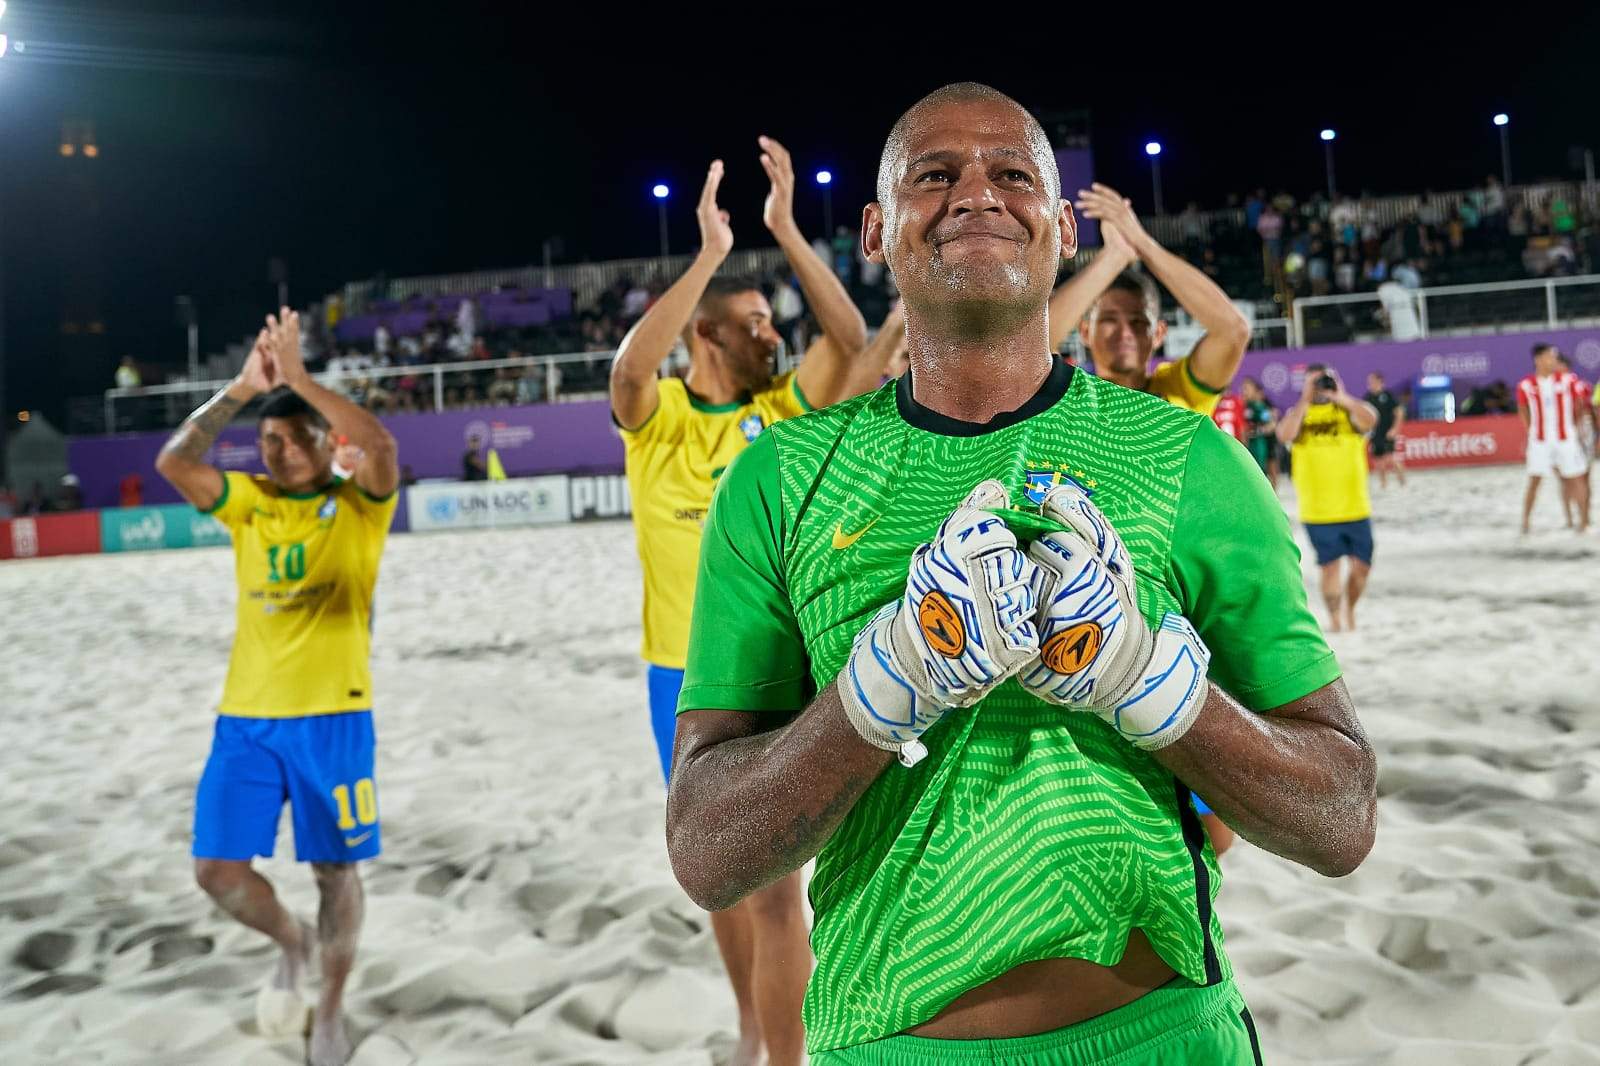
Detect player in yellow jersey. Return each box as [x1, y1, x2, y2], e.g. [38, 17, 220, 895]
[1048, 184, 1251, 415]
[156, 310, 398, 1066]
[611, 137, 869, 1066]
[1049, 184, 1252, 854]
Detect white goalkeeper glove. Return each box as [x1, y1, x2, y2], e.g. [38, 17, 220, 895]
[1018, 483, 1211, 751]
[841, 480, 1040, 766]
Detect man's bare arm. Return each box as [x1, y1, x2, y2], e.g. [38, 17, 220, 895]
[1076, 185, 1251, 390]
[1335, 391, 1380, 434]
[1046, 235, 1135, 352]
[611, 162, 733, 431]
[155, 329, 274, 509]
[666, 682, 894, 912]
[754, 137, 866, 408]
[841, 302, 907, 397]
[265, 310, 400, 498]
[1151, 679, 1376, 876]
[1276, 399, 1309, 445]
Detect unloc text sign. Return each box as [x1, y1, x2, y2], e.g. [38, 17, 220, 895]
[406, 477, 571, 532]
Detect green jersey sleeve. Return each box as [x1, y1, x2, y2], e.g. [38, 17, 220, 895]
[677, 431, 813, 714]
[1166, 422, 1342, 711]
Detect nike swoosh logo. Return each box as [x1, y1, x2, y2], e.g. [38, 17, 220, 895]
[344, 831, 373, 848]
[832, 516, 880, 550]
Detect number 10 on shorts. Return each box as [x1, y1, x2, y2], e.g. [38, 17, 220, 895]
[331, 778, 378, 830]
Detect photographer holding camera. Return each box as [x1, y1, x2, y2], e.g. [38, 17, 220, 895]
[1278, 364, 1379, 632]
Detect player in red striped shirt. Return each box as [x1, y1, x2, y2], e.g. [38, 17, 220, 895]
[1518, 344, 1592, 534]
[1554, 353, 1595, 531]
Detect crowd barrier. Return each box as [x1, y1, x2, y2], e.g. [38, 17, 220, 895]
[0, 474, 632, 561]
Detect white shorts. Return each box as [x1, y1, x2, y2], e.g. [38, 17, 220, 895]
[1526, 437, 1590, 479]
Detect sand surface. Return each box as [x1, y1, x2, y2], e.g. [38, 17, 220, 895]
[2, 463, 1598, 1064]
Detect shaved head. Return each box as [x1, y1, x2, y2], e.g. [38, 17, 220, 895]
[877, 83, 1059, 207]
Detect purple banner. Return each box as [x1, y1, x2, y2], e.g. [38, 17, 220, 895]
[1234, 326, 1600, 410]
[68, 400, 623, 511]
[1055, 148, 1098, 249]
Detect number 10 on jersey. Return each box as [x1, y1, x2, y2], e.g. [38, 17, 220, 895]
[266, 542, 307, 582]
[332, 778, 378, 830]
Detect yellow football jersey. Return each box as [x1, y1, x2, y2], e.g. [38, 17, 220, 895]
[622, 372, 811, 668]
[205, 472, 398, 717]
[1147, 355, 1223, 415]
[1290, 403, 1372, 524]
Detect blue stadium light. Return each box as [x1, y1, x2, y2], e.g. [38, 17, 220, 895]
[1493, 113, 1509, 127]
[0, 35, 8, 60]
[1144, 141, 1162, 157]
[1320, 128, 1336, 142]
[815, 170, 832, 186]
[652, 183, 669, 200]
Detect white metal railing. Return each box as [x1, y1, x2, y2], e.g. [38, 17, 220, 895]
[1289, 273, 1600, 348]
[100, 350, 618, 435]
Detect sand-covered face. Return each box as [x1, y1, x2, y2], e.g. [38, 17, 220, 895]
[259, 414, 334, 494]
[868, 98, 1072, 328]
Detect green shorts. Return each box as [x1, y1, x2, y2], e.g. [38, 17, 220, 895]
[811, 978, 1263, 1066]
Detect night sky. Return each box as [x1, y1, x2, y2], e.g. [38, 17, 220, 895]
[2, 1, 1598, 427]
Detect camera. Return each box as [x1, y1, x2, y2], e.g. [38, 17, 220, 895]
[1316, 373, 1338, 391]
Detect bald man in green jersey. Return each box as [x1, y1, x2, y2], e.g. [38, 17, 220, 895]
[664, 83, 1376, 1065]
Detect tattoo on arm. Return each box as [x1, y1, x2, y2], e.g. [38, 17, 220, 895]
[164, 392, 247, 462]
[773, 784, 859, 871]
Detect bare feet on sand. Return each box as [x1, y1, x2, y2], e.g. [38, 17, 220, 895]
[308, 1011, 352, 1066]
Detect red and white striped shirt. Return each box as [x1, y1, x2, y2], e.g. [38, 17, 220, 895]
[1518, 371, 1585, 442]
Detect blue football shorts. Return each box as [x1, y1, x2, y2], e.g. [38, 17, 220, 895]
[193, 711, 380, 863]
[648, 665, 685, 783]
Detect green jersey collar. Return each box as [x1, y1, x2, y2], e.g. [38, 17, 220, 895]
[896, 356, 1074, 437]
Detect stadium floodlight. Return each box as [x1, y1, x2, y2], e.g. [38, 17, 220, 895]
[1143, 142, 1164, 214]
[1321, 130, 1338, 197]
[815, 170, 832, 186]
[0, 34, 8, 60]
[815, 170, 835, 234]
[0, 2, 7, 21]
[653, 185, 670, 258]
[1320, 128, 1336, 142]
[1492, 114, 1513, 186]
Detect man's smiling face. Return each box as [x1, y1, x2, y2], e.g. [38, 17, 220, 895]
[867, 94, 1074, 322]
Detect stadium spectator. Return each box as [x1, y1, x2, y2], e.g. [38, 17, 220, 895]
[1257, 201, 1284, 272]
[462, 434, 488, 481]
[115, 356, 142, 389]
[1377, 279, 1421, 340]
[0, 484, 14, 518]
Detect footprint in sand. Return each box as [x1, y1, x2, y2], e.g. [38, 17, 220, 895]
[15, 929, 76, 971]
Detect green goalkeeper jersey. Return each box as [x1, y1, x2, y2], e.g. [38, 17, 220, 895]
[679, 358, 1340, 1053]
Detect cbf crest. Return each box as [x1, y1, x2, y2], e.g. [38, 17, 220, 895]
[318, 496, 339, 526]
[738, 413, 765, 443]
[1023, 464, 1098, 506]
